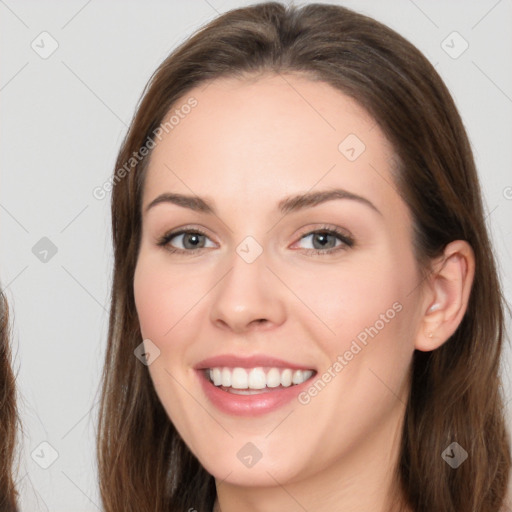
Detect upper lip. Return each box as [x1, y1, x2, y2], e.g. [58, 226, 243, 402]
[194, 354, 316, 371]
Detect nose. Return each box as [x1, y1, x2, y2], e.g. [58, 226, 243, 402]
[209, 248, 286, 334]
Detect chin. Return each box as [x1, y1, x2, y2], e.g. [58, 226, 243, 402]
[191, 437, 305, 484]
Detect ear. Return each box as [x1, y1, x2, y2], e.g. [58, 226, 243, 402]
[415, 240, 475, 352]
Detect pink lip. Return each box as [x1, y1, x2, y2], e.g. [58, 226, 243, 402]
[195, 368, 315, 417]
[194, 354, 315, 371]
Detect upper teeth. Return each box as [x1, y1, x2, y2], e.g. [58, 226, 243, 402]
[208, 367, 314, 389]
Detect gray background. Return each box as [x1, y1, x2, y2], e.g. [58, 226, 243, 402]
[1, 0, 511, 510]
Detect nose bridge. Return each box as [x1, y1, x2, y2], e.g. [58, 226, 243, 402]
[210, 236, 285, 331]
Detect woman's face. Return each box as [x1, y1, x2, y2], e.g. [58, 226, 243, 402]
[133, 73, 424, 487]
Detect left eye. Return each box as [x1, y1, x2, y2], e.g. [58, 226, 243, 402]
[294, 229, 353, 253]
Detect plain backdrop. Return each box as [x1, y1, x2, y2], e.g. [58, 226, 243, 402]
[1, 1, 511, 510]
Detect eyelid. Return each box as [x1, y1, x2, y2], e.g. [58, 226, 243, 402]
[294, 224, 353, 244]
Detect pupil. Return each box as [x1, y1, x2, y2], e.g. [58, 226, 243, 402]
[314, 233, 333, 249]
[185, 233, 202, 249]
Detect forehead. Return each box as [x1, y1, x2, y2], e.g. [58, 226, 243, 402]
[142, 73, 402, 220]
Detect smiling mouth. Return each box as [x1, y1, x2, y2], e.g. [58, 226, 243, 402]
[204, 366, 316, 394]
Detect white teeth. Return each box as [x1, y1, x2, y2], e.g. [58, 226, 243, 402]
[206, 366, 314, 389]
[292, 369, 303, 384]
[221, 368, 231, 387]
[212, 368, 222, 386]
[231, 368, 248, 389]
[266, 368, 281, 388]
[248, 368, 267, 389]
[281, 369, 292, 387]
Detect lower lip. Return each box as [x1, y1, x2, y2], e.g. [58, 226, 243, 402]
[196, 370, 315, 416]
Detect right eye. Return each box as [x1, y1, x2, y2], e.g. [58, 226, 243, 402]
[157, 228, 216, 254]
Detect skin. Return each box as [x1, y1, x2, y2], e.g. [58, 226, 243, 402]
[133, 73, 475, 512]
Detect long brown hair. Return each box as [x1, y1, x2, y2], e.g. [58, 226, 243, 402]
[0, 288, 19, 511]
[97, 3, 511, 511]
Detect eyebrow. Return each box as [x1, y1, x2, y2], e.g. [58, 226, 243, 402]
[144, 188, 382, 216]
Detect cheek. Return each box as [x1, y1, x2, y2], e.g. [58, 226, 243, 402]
[292, 261, 415, 438]
[331, 259, 418, 389]
[296, 260, 406, 346]
[133, 259, 169, 341]
[133, 253, 182, 345]
[133, 255, 200, 417]
[133, 253, 203, 343]
[296, 255, 418, 395]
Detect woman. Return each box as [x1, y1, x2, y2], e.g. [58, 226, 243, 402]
[0, 289, 19, 511]
[97, 2, 511, 511]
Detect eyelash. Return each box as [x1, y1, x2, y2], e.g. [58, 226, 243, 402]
[156, 225, 354, 257]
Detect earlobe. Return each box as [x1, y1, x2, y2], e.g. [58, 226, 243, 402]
[415, 241, 475, 352]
